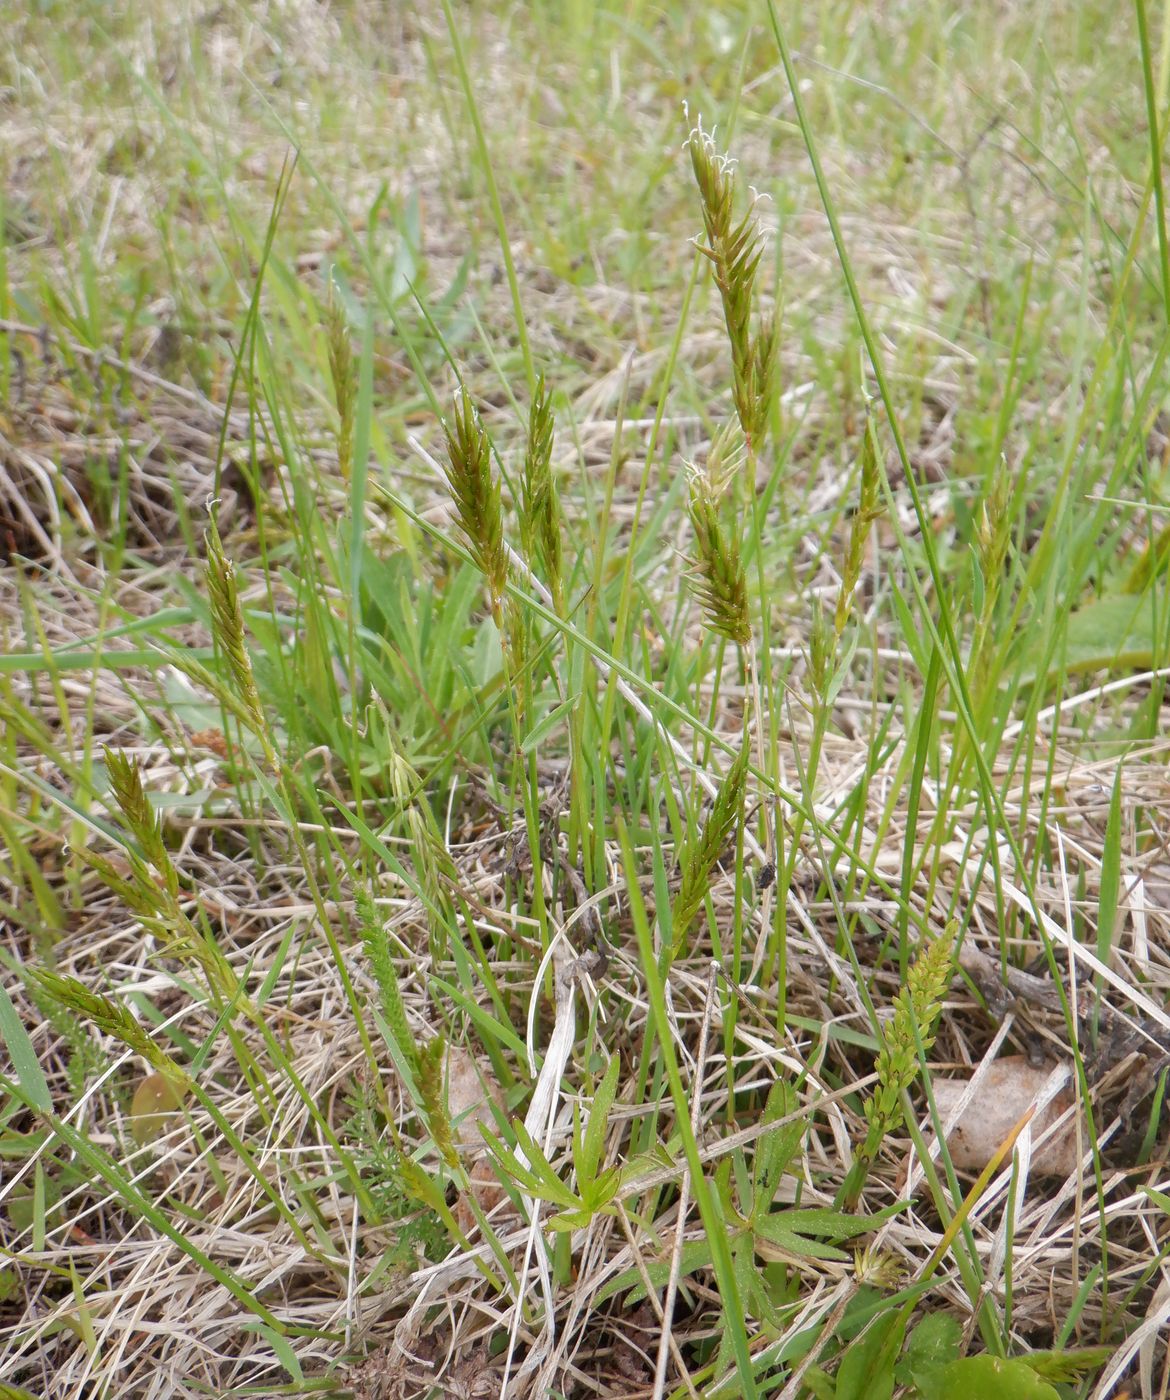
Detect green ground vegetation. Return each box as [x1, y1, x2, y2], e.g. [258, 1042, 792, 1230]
[2, 2, 1170, 1397]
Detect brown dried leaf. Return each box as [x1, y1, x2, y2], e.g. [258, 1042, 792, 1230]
[445, 1045, 505, 1154]
[130, 1071, 188, 1148]
[932, 1056, 1081, 1177]
[445, 1046, 511, 1232]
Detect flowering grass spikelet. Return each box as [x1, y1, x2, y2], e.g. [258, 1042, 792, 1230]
[686, 115, 779, 451]
[521, 373, 564, 609]
[688, 484, 751, 648]
[442, 386, 508, 620]
[672, 739, 751, 955]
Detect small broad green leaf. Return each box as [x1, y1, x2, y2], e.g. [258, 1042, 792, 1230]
[548, 1205, 595, 1232]
[595, 1237, 713, 1306]
[1144, 1184, 1170, 1213]
[578, 1054, 620, 1186]
[0, 983, 51, 1115]
[550, 1167, 619, 1230]
[583, 1165, 620, 1208]
[767, 1203, 904, 1241]
[241, 1320, 304, 1384]
[478, 1125, 544, 1195]
[618, 1138, 679, 1189]
[751, 1079, 803, 1219]
[753, 1201, 905, 1264]
[491, 1120, 579, 1208]
[752, 1224, 850, 1263]
[834, 1309, 905, 1400]
[801, 1367, 838, 1400]
[5, 1166, 61, 1235]
[896, 1311, 961, 1387]
[915, 1356, 1060, 1400]
[1050, 592, 1158, 679]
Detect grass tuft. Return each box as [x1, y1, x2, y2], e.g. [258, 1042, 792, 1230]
[2, 6, 1168, 1396]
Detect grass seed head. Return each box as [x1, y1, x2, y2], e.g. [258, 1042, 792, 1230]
[103, 747, 174, 887]
[976, 454, 1013, 585]
[686, 115, 778, 450]
[357, 888, 423, 1083]
[442, 386, 508, 616]
[325, 293, 357, 483]
[692, 419, 747, 502]
[688, 486, 751, 647]
[27, 969, 189, 1085]
[204, 519, 270, 755]
[521, 374, 564, 607]
[672, 738, 751, 955]
[418, 1034, 458, 1168]
[844, 925, 956, 1207]
[387, 741, 457, 961]
[835, 415, 884, 637]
